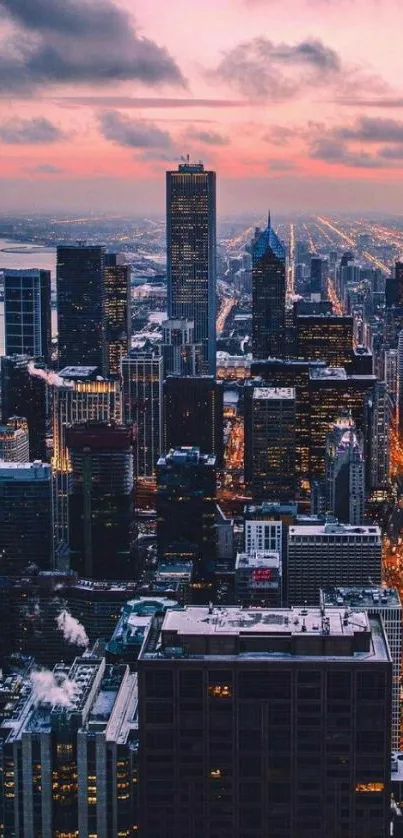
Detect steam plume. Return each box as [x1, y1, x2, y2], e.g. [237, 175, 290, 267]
[28, 362, 74, 388]
[56, 609, 89, 648]
[30, 669, 78, 707]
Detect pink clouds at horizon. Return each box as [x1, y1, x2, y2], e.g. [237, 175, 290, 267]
[0, 0, 403, 213]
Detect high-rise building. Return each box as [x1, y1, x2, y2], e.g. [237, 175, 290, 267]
[1, 354, 47, 460]
[103, 253, 131, 377]
[0, 461, 54, 574]
[366, 381, 390, 491]
[310, 256, 323, 294]
[163, 376, 224, 466]
[160, 318, 203, 377]
[235, 551, 281, 606]
[252, 217, 286, 359]
[287, 521, 382, 605]
[323, 586, 401, 751]
[246, 387, 296, 501]
[4, 269, 51, 363]
[385, 348, 398, 398]
[308, 367, 376, 479]
[0, 657, 139, 836]
[325, 415, 365, 525]
[398, 330, 403, 439]
[0, 417, 29, 462]
[122, 350, 163, 478]
[57, 244, 106, 371]
[66, 423, 134, 579]
[138, 605, 391, 838]
[156, 447, 216, 581]
[386, 261, 403, 308]
[166, 161, 216, 375]
[244, 501, 297, 561]
[296, 314, 354, 367]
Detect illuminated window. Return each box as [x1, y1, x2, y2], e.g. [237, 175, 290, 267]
[210, 769, 222, 779]
[355, 783, 385, 793]
[208, 684, 232, 699]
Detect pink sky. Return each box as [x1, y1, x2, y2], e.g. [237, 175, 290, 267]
[1, 0, 403, 213]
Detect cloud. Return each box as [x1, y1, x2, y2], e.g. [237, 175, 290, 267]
[98, 110, 173, 149]
[209, 36, 341, 100]
[51, 96, 246, 110]
[34, 163, 64, 174]
[310, 136, 389, 168]
[263, 125, 295, 146]
[335, 97, 403, 108]
[268, 158, 296, 171]
[0, 0, 185, 91]
[336, 116, 403, 143]
[378, 145, 403, 160]
[187, 129, 229, 146]
[0, 116, 65, 144]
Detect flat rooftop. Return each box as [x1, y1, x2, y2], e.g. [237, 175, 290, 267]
[0, 461, 50, 479]
[323, 586, 401, 609]
[59, 366, 99, 379]
[309, 367, 348, 381]
[141, 607, 390, 663]
[289, 523, 381, 538]
[253, 387, 295, 400]
[236, 551, 280, 570]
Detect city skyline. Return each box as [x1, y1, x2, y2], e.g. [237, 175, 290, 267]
[1, 0, 403, 212]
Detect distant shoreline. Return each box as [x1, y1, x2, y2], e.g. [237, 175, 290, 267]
[0, 246, 49, 254]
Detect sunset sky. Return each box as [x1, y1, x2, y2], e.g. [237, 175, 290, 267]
[1, 0, 403, 214]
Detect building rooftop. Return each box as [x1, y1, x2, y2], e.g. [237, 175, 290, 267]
[58, 366, 100, 379]
[235, 551, 280, 571]
[0, 460, 51, 479]
[140, 607, 390, 663]
[4, 268, 47, 277]
[253, 387, 295, 400]
[309, 367, 348, 381]
[157, 447, 216, 468]
[289, 522, 381, 538]
[323, 586, 401, 609]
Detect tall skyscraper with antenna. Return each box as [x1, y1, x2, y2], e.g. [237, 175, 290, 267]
[252, 213, 286, 359]
[166, 161, 216, 375]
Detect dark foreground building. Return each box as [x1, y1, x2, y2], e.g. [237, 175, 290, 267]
[1, 354, 47, 460]
[138, 605, 391, 838]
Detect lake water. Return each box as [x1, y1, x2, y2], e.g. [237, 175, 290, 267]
[0, 238, 57, 355]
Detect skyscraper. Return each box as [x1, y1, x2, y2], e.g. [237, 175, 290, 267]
[252, 216, 286, 359]
[366, 381, 390, 491]
[0, 461, 54, 574]
[163, 375, 224, 465]
[160, 318, 203, 377]
[156, 447, 216, 580]
[246, 387, 296, 501]
[325, 414, 365, 525]
[166, 161, 216, 375]
[296, 314, 353, 368]
[4, 269, 51, 363]
[310, 255, 323, 294]
[0, 417, 29, 462]
[57, 244, 106, 371]
[287, 522, 382, 605]
[139, 605, 391, 838]
[1, 354, 47, 460]
[66, 423, 134, 579]
[386, 261, 403, 308]
[103, 252, 131, 377]
[122, 350, 163, 478]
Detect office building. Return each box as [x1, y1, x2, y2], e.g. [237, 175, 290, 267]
[310, 256, 323, 294]
[235, 551, 281, 606]
[0, 417, 29, 462]
[160, 318, 203, 377]
[57, 244, 106, 371]
[106, 597, 179, 668]
[4, 269, 51, 363]
[138, 605, 391, 838]
[287, 522, 382, 605]
[366, 381, 390, 490]
[350, 345, 373, 376]
[167, 161, 216, 375]
[0, 461, 54, 574]
[246, 387, 296, 501]
[252, 216, 286, 359]
[323, 586, 401, 750]
[251, 358, 326, 480]
[122, 350, 163, 479]
[296, 314, 353, 368]
[325, 415, 365, 525]
[385, 348, 398, 398]
[1, 355, 47, 461]
[386, 261, 403, 308]
[0, 657, 139, 836]
[163, 376, 224, 466]
[308, 367, 376, 479]
[156, 447, 216, 581]
[244, 501, 297, 560]
[103, 253, 131, 377]
[66, 423, 134, 579]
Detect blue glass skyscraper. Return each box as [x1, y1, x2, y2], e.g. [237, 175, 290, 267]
[252, 215, 286, 359]
[166, 161, 216, 375]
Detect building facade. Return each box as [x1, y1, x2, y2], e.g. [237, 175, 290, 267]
[0, 417, 29, 463]
[247, 387, 296, 501]
[1, 355, 47, 460]
[4, 269, 51, 363]
[160, 318, 203, 377]
[103, 253, 131, 378]
[252, 217, 286, 359]
[122, 350, 163, 479]
[57, 244, 106, 372]
[166, 162, 216, 375]
[0, 461, 54, 574]
[325, 415, 365, 525]
[163, 375, 224, 466]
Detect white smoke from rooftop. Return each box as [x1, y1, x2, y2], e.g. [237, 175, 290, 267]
[56, 609, 89, 648]
[30, 669, 78, 708]
[27, 362, 74, 389]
